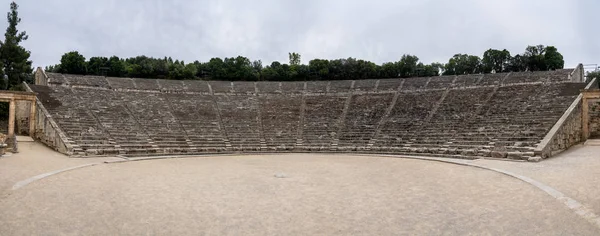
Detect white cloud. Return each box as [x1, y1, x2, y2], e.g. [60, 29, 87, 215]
[0, 0, 597, 69]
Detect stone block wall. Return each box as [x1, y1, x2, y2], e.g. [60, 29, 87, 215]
[535, 96, 583, 158]
[23, 83, 73, 155]
[34, 67, 48, 86]
[33, 100, 71, 155]
[590, 101, 600, 138]
[570, 64, 584, 82]
[14, 100, 31, 135]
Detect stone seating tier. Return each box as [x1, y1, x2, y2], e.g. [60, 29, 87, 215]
[31, 70, 585, 159]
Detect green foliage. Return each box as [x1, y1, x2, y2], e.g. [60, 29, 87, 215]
[444, 54, 482, 75]
[288, 52, 301, 66]
[59, 51, 86, 74]
[0, 1, 32, 90]
[544, 46, 564, 70]
[586, 70, 600, 84]
[47, 44, 566, 81]
[482, 49, 511, 73]
[523, 45, 547, 71]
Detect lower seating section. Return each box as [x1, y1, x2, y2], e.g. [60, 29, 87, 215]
[71, 88, 153, 155]
[29, 69, 586, 159]
[338, 94, 393, 149]
[216, 95, 262, 151]
[460, 83, 583, 156]
[33, 86, 113, 154]
[301, 95, 347, 150]
[164, 93, 226, 151]
[260, 95, 301, 150]
[425, 88, 496, 150]
[118, 91, 190, 152]
[374, 90, 445, 150]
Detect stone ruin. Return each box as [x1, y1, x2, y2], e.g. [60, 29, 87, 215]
[26, 67, 592, 161]
[0, 133, 7, 156]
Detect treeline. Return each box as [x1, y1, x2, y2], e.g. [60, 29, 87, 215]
[0, 2, 33, 120]
[47, 45, 564, 81]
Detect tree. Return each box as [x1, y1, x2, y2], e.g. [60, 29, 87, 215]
[59, 51, 87, 74]
[482, 49, 511, 73]
[506, 54, 527, 72]
[586, 70, 600, 84]
[444, 54, 482, 75]
[397, 54, 420, 77]
[107, 56, 125, 77]
[0, 1, 32, 90]
[87, 56, 109, 75]
[544, 46, 564, 70]
[523, 45, 547, 71]
[289, 52, 301, 66]
[308, 59, 329, 80]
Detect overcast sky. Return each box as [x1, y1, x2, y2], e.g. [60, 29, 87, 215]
[3, 0, 599, 69]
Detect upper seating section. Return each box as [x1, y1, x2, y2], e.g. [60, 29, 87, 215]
[43, 68, 576, 95]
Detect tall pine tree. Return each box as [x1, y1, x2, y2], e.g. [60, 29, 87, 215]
[0, 1, 32, 90]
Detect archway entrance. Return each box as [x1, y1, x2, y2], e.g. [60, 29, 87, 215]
[0, 91, 36, 152]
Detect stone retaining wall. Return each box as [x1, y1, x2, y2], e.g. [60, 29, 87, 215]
[536, 99, 583, 158]
[24, 83, 74, 155]
[590, 101, 600, 138]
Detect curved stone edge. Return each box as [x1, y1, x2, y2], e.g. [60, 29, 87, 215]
[368, 154, 600, 230]
[12, 163, 100, 190]
[11, 153, 600, 230]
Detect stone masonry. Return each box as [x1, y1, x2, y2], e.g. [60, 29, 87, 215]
[28, 69, 587, 160]
[589, 101, 600, 138]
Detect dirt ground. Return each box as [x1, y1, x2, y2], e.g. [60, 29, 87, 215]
[0, 140, 599, 235]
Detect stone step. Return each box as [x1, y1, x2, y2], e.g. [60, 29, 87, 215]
[584, 139, 600, 146]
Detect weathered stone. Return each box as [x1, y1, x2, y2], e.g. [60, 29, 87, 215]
[491, 151, 508, 159]
[477, 149, 491, 157]
[461, 149, 476, 156]
[507, 152, 523, 160]
[522, 152, 535, 157]
[24, 70, 584, 158]
[528, 156, 543, 162]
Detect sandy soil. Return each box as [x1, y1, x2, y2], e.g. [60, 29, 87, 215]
[0, 150, 598, 235]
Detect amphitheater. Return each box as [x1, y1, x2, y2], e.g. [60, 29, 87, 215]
[1, 66, 600, 234]
[19, 66, 598, 160]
